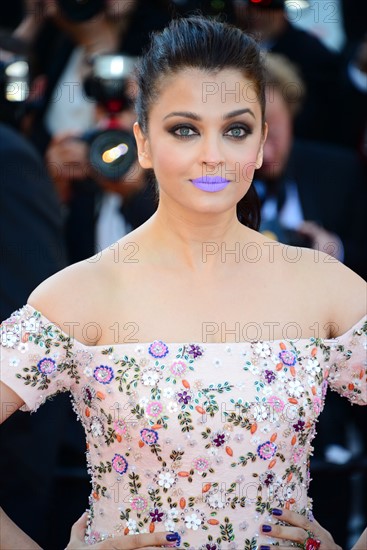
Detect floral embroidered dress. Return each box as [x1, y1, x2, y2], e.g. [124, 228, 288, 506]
[1, 305, 366, 550]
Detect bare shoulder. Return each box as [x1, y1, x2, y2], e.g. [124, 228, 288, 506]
[27, 246, 122, 345]
[282, 245, 366, 336]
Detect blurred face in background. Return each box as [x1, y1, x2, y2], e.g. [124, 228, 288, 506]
[233, 2, 286, 41]
[104, 0, 138, 19]
[256, 85, 293, 181]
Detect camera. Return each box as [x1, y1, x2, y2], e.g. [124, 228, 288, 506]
[81, 54, 137, 181]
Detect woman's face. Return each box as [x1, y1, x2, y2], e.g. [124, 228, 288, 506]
[134, 68, 266, 217]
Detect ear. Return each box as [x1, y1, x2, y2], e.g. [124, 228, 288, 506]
[255, 122, 268, 169]
[133, 122, 153, 169]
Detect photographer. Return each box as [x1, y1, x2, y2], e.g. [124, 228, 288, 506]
[15, 0, 168, 263]
[45, 54, 156, 263]
[254, 53, 367, 280]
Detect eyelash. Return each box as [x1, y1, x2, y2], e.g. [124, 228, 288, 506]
[169, 124, 252, 140]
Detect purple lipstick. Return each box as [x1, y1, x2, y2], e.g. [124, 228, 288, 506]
[191, 176, 230, 192]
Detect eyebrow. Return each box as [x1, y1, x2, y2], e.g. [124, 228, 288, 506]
[163, 108, 256, 121]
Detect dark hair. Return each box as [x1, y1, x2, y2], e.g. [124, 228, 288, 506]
[135, 16, 266, 230]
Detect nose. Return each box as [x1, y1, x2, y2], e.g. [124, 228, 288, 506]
[199, 133, 224, 168]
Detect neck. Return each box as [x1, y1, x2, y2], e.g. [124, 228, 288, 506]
[141, 203, 254, 273]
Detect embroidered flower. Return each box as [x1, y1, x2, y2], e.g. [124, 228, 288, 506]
[148, 341, 169, 358]
[1, 325, 20, 347]
[90, 416, 104, 437]
[257, 441, 277, 460]
[170, 360, 187, 377]
[279, 350, 297, 366]
[93, 365, 114, 384]
[9, 356, 20, 368]
[187, 344, 204, 358]
[112, 453, 128, 475]
[255, 342, 271, 358]
[251, 404, 269, 422]
[260, 423, 271, 434]
[268, 395, 284, 413]
[260, 471, 276, 488]
[167, 401, 178, 413]
[142, 370, 159, 386]
[163, 387, 175, 398]
[126, 519, 138, 533]
[287, 379, 305, 398]
[37, 357, 57, 375]
[18, 342, 28, 353]
[130, 495, 149, 513]
[75, 350, 93, 368]
[157, 470, 177, 489]
[177, 390, 192, 405]
[264, 370, 276, 384]
[145, 400, 164, 420]
[206, 492, 226, 510]
[114, 419, 128, 436]
[84, 366, 93, 377]
[250, 435, 261, 446]
[185, 512, 202, 530]
[139, 396, 149, 408]
[293, 420, 305, 432]
[212, 431, 226, 447]
[82, 385, 96, 406]
[150, 508, 164, 522]
[24, 317, 40, 333]
[192, 456, 210, 474]
[140, 428, 158, 446]
[306, 358, 321, 375]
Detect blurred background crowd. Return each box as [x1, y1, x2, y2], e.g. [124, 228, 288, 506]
[0, 1, 366, 548]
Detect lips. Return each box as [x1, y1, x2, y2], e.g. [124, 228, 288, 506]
[191, 176, 230, 193]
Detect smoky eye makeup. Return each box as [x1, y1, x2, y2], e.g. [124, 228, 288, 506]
[224, 123, 253, 139]
[167, 124, 199, 139]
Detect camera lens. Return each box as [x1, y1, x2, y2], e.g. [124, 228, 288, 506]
[89, 129, 136, 180]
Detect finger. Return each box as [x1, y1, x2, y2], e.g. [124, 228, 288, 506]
[69, 512, 89, 540]
[261, 523, 306, 545]
[271, 508, 311, 530]
[103, 532, 180, 550]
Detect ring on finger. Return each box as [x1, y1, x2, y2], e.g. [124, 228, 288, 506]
[295, 530, 321, 550]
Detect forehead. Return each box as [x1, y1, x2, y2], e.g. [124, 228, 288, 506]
[151, 67, 261, 115]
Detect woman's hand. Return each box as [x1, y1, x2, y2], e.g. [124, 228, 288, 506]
[259, 508, 342, 550]
[66, 512, 180, 550]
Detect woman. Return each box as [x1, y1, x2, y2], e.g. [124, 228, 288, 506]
[1, 16, 366, 550]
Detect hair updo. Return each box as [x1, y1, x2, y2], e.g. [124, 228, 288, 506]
[135, 16, 266, 230]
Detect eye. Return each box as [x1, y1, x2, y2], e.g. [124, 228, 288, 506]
[224, 125, 251, 139]
[169, 125, 198, 139]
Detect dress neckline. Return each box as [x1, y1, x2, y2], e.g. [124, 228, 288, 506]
[21, 304, 366, 350]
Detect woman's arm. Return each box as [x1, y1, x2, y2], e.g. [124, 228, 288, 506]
[0, 508, 42, 550]
[0, 383, 42, 548]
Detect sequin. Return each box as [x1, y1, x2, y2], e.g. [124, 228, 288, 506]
[1, 305, 366, 547]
